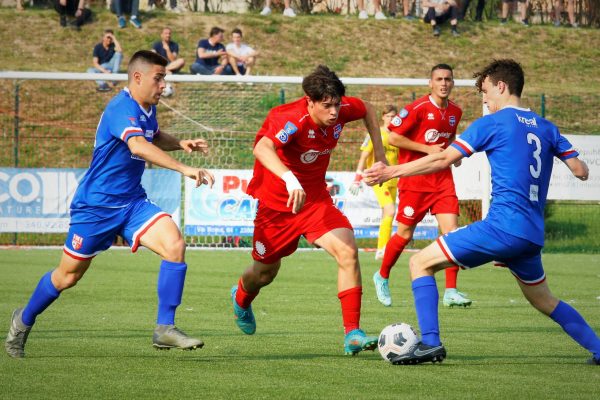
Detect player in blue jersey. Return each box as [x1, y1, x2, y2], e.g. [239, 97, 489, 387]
[364, 59, 600, 365]
[5, 50, 215, 358]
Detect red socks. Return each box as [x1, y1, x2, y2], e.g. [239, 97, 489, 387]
[235, 278, 259, 309]
[379, 235, 410, 279]
[338, 286, 362, 334]
[445, 266, 459, 289]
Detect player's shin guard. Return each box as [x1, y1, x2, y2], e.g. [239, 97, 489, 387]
[377, 216, 394, 251]
[412, 276, 441, 346]
[22, 270, 60, 326]
[550, 300, 600, 358]
[379, 235, 410, 279]
[445, 266, 459, 289]
[235, 278, 259, 309]
[157, 261, 187, 325]
[338, 286, 362, 334]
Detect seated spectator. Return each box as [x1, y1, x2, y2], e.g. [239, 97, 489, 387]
[54, 0, 93, 30]
[423, 0, 460, 36]
[501, 0, 529, 26]
[152, 27, 185, 74]
[460, 0, 485, 21]
[554, 0, 578, 27]
[260, 0, 296, 17]
[358, 0, 386, 19]
[86, 30, 123, 92]
[225, 28, 259, 76]
[111, 0, 142, 29]
[190, 27, 228, 76]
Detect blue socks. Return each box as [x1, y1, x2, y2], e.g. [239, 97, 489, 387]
[156, 260, 187, 325]
[550, 300, 600, 358]
[412, 276, 441, 347]
[22, 271, 61, 326]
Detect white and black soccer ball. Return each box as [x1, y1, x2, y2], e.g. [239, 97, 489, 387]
[378, 322, 419, 363]
[162, 84, 174, 98]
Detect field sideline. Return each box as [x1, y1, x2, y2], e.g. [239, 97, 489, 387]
[1, 249, 599, 399]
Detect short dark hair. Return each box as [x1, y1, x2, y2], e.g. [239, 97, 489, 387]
[209, 26, 224, 37]
[302, 65, 345, 102]
[127, 50, 168, 80]
[382, 105, 398, 115]
[232, 28, 243, 36]
[103, 29, 114, 35]
[474, 59, 525, 97]
[431, 63, 453, 77]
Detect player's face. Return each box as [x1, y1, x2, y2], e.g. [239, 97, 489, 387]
[382, 111, 395, 127]
[307, 96, 341, 127]
[481, 77, 502, 113]
[429, 69, 454, 100]
[136, 64, 167, 107]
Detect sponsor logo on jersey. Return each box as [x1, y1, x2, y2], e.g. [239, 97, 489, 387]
[300, 148, 332, 164]
[308, 129, 315, 139]
[72, 234, 83, 250]
[403, 206, 415, 218]
[128, 117, 139, 126]
[391, 116, 402, 127]
[424, 129, 452, 143]
[399, 108, 409, 118]
[333, 124, 342, 139]
[449, 115, 456, 127]
[255, 241, 266, 257]
[145, 130, 154, 138]
[516, 114, 537, 127]
[275, 130, 289, 143]
[275, 121, 299, 144]
[427, 112, 435, 120]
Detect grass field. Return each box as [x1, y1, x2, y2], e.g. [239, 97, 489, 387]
[1, 249, 599, 399]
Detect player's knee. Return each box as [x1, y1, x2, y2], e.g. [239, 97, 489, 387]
[335, 244, 359, 269]
[162, 236, 186, 262]
[54, 271, 83, 290]
[408, 254, 426, 277]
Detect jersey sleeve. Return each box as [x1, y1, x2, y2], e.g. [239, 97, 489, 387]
[109, 102, 145, 143]
[387, 105, 418, 138]
[257, 112, 299, 149]
[339, 96, 367, 122]
[553, 128, 579, 160]
[359, 134, 373, 153]
[451, 116, 493, 157]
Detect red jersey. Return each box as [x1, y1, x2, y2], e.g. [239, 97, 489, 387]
[247, 96, 367, 212]
[388, 94, 462, 193]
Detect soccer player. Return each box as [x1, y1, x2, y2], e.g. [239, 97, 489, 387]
[364, 59, 600, 365]
[349, 105, 399, 261]
[372, 64, 471, 308]
[230, 65, 387, 355]
[5, 50, 215, 358]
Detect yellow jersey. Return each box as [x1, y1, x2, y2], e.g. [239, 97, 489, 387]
[360, 127, 398, 168]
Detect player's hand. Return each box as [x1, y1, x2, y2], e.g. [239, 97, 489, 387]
[576, 163, 589, 181]
[184, 167, 214, 188]
[364, 161, 392, 186]
[287, 189, 306, 214]
[348, 173, 364, 196]
[453, 159, 462, 168]
[180, 139, 209, 154]
[426, 144, 445, 154]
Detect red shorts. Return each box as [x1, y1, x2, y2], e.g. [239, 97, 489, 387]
[252, 199, 352, 264]
[395, 189, 459, 226]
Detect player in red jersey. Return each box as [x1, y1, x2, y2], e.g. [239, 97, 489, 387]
[230, 65, 387, 355]
[372, 63, 473, 308]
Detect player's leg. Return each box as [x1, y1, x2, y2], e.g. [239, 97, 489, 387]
[374, 183, 396, 260]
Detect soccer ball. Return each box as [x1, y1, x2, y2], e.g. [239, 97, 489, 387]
[377, 322, 419, 363]
[162, 84, 174, 98]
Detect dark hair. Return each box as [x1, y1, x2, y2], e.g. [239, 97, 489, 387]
[474, 59, 525, 97]
[382, 104, 398, 115]
[431, 63, 453, 77]
[302, 65, 345, 102]
[209, 26, 224, 37]
[232, 28, 243, 36]
[103, 29, 114, 35]
[127, 50, 168, 79]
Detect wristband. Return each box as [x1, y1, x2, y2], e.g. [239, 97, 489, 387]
[281, 171, 303, 192]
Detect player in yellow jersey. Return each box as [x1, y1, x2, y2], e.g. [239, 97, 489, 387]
[350, 105, 398, 260]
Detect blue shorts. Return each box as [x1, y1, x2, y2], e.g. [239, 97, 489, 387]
[437, 220, 546, 286]
[64, 198, 170, 260]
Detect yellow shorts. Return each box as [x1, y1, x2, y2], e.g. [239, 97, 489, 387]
[372, 179, 397, 208]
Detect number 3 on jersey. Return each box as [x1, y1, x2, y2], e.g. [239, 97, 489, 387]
[527, 132, 541, 202]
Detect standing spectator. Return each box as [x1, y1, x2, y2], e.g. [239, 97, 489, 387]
[460, 0, 485, 21]
[423, 0, 460, 36]
[260, 0, 296, 17]
[554, 0, 578, 27]
[152, 27, 185, 74]
[358, 0, 387, 19]
[54, 0, 93, 30]
[87, 29, 123, 92]
[190, 27, 229, 76]
[225, 28, 259, 76]
[112, 0, 142, 29]
[501, 0, 529, 26]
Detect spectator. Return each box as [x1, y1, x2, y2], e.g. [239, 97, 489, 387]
[460, 0, 485, 21]
[152, 27, 185, 74]
[389, 0, 415, 19]
[167, 0, 186, 13]
[54, 0, 93, 30]
[423, 0, 460, 37]
[111, 0, 142, 29]
[190, 27, 228, 76]
[501, 0, 529, 26]
[260, 0, 296, 17]
[225, 28, 259, 76]
[554, 0, 578, 27]
[87, 29, 123, 92]
[358, 0, 387, 19]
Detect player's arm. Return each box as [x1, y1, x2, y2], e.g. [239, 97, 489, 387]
[127, 136, 214, 188]
[364, 146, 464, 186]
[362, 101, 387, 165]
[563, 157, 589, 181]
[254, 136, 305, 214]
[153, 131, 209, 154]
[389, 134, 444, 155]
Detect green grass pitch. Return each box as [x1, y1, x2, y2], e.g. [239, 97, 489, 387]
[1, 249, 599, 399]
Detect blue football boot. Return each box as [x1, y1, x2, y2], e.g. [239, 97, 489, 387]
[231, 285, 256, 335]
[344, 328, 378, 355]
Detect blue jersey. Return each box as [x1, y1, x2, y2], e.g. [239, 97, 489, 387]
[71, 88, 159, 209]
[452, 106, 578, 246]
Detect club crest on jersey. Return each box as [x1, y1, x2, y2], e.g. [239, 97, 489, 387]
[139, 115, 147, 122]
[72, 234, 83, 250]
[308, 129, 315, 139]
[399, 108, 409, 118]
[449, 116, 456, 127]
[333, 124, 342, 139]
[391, 116, 402, 127]
[427, 113, 435, 120]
